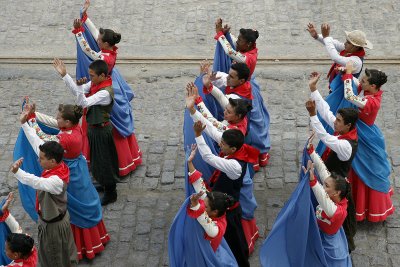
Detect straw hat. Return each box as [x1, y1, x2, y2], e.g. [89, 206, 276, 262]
[344, 30, 373, 49]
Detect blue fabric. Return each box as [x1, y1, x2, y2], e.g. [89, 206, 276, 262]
[259, 146, 351, 267]
[76, 20, 135, 137]
[316, 74, 391, 193]
[239, 165, 257, 220]
[168, 198, 238, 267]
[13, 124, 102, 228]
[0, 221, 11, 266]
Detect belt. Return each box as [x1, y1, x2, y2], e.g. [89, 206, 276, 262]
[89, 121, 111, 128]
[38, 211, 66, 223]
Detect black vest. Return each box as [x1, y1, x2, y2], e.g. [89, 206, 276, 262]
[325, 139, 358, 178]
[212, 160, 247, 202]
[86, 86, 114, 125]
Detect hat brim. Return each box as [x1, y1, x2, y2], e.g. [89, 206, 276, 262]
[344, 30, 373, 49]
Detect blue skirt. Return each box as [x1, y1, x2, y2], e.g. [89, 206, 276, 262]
[0, 221, 11, 265]
[320, 228, 352, 267]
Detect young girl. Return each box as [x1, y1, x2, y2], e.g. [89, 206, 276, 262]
[20, 102, 110, 259]
[72, 0, 141, 177]
[2, 233, 37, 267]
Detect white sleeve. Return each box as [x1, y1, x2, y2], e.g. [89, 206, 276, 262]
[62, 74, 91, 96]
[310, 116, 353, 161]
[14, 169, 64, 195]
[315, 34, 325, 45]
[190, 110, 223, 142]
[75, 31, 103, 61]
[35, 112, 59, 128]
[21, 123, 46, 156]
[195, 135, 242, 180]
[323, 37, 362, 73]
[84, 17, 99, 40]
[188, 170, 208, 199]
[217, 35, 246, 64]
[344, 76, 367, 108]
[210, 85, 230, 108]
[190, 204, 219, 238]
[311, 182, 337, 217]
[196, 102, 219, 125]
[212, 72, 228, 88]
[5, 213, 22, 233]
[310, 90, 336, 129]
[310, 151, 331, 183]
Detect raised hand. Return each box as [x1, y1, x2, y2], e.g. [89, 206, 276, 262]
[307, 130, 315, 149]
[190, 191, 205, 207]
[222, 23, 231, 35]
[306, 22, 318, 39]
[187, 144, 197, 162]
[321, 23, 330, 38]
[1, 192, 14, 213]
[185, 83, 197, 111]
[76, 77, 88, 85]
[215, 18, 223, 33]
[10, 158, 23, 174]
[53, 58, 67, 77]
[345, 61, 355, 74]
[82, 0, 90, 14]
[73, 18, 83, 29]
[193, 121, 206, 137]
[200, 60, 211, 75]
[302, 160, 315, 181]
[305, 99, 317, 116]
[309, 72, 321, 92]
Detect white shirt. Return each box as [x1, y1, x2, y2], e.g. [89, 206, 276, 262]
[62, 74, 112, 108]
[14, 169, 64, 195]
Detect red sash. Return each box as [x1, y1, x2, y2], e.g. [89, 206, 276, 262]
[225, 81, 252, 100]
[88, 77, 113, 97]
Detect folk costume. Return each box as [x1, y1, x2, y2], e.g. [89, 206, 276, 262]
[0, 203, 22, 266]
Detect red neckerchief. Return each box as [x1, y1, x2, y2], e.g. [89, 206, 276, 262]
[243, 46, 258, 77]
[13, 247, 38, 267]
[101, 46, 118, 55]
[225, 81, 253, 100]
[228, 117, 248, 135]
[327, 49, 365, 82]
[35, 162, 70, 211]
[59, 124, 79, 133]
[358, 85, 384, 98]
[88, 77, 113, 97]
[209, 144, 259, 184]
[321, 127, 358, 161]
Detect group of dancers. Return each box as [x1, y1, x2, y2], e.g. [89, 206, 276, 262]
[169, 20, 395, 267]
[1, 0, 142, 266]
[0, 3, 396, 267]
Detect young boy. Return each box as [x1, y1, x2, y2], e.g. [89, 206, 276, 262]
[11, 141, 77, 267]
[53, 58, 119, 205]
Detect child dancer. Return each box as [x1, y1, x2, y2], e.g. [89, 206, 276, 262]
[2, 233, 37, 267]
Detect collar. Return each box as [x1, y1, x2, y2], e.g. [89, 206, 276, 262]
[339, 48, 365, 58]
[101, 46, 118, 54]
[334, 127, 358, 141]
[41, 162, 70, 184]
[225, 81, 252, 99]
[89, 77, 112, 96]
[225, 144, 259, 164]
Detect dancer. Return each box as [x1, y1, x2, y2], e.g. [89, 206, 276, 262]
[72, 0, 141, 176]
[2, 233, 37, 267]
[20, 102, 110, 259]
[53, 58, 119, 205]
[11, 143, 77, 267]
[341, 62, 394, 222]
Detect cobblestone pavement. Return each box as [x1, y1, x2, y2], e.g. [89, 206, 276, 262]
[0, 63, 399, 266]
[0, 0, 399, 58]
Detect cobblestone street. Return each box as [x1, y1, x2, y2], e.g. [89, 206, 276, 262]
[0, 0, 399, 266]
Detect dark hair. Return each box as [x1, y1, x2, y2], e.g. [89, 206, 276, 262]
[39, 141, 64, 163]
[230, 62, 250, 81]
[337, 108, 358, 130]
[365, 68, 387, 90]
[239, 28, 259, 44]
[58, 104, 83, 125]
[89, 60, 108, 76]
[6, 233, 34, 258]
[206, 191, 235, 217]
[221, 129, 244, 150]
[330, 172, 357, 251]
[228, 98, 252, 119]
[99, 28, 121, 46]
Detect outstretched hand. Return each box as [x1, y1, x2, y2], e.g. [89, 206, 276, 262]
[82, 0, 90, 15]
[185, 82, 198, 112]
[202, 71, 219, 89]
[1, 192, 14, 213]
[10, 158, 23, 174]
[215, 18, 223, 33]
[53, 58, 67, 77]
[193, 121, 206, 137]
[200, 60, 211, 75]
[321, 23, 330, 38]
[190, 191, 205, 207]
[309, 72, 321, 92]
[306, 22, 318, 39]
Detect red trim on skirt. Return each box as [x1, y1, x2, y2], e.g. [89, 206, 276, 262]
[241, 218, 259, 255]
[349, 169, 395, 222]
[71, 220, 110, 260]
[112, 128, 142, 176]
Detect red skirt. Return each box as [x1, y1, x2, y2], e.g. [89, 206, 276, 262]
[70, 220, 110, 260]
[241, 218, 259, 255]
[112, 128, 142, 176]
[349, 169, 395, 222]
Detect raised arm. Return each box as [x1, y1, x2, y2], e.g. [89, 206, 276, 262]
[81, 0, 99, 39]
[188, 195, 219, 238]
[214, 18, 246, 64]
[73, 19, 102, 61]
[35, 112, 59, 128]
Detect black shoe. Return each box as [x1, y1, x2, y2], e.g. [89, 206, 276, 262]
[101, 191, 117, 206]
[94, 183, 104, 192]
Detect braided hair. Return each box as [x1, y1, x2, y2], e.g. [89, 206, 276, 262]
[6, 233, 35, 259]
[206, 191, 235, 217]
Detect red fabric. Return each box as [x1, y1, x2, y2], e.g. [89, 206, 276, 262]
[202, 84, 213, 95]
[100, 47, 118, 75]
[8, 247, 38, 267]
[309, 179, 318, 187]
[227, 202, 240, 211]
[307, 144, 315, 155]
[241, 218, 259, 255]
[194, 96, 203, 105]
[72, 27, 85, 34]
[327, 49, 365, 82]
[57, 125, 83, 159]
[357, 89, 383, 126]
[88, 77, 113, 96]
[317, 198, 348, 235]
[341, 74, 353, 81]
[259, 152, 270, 167]
[348, 169, 395, 222]
[321, 127, 358, 161]
[225, 81, 252, 100]
[226, 144, 259, 164]
[189, 170, 203, 184]
[187, 199, 206, 218]
[81, 12, 88, 23]
[0, 209, 9, 222]
[214, 31, 225, 40]
[112, 128, 142, 177]
[227, 117, 248, 135]
[71, 220, 110, 260]
[243, 47, 258, 77]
